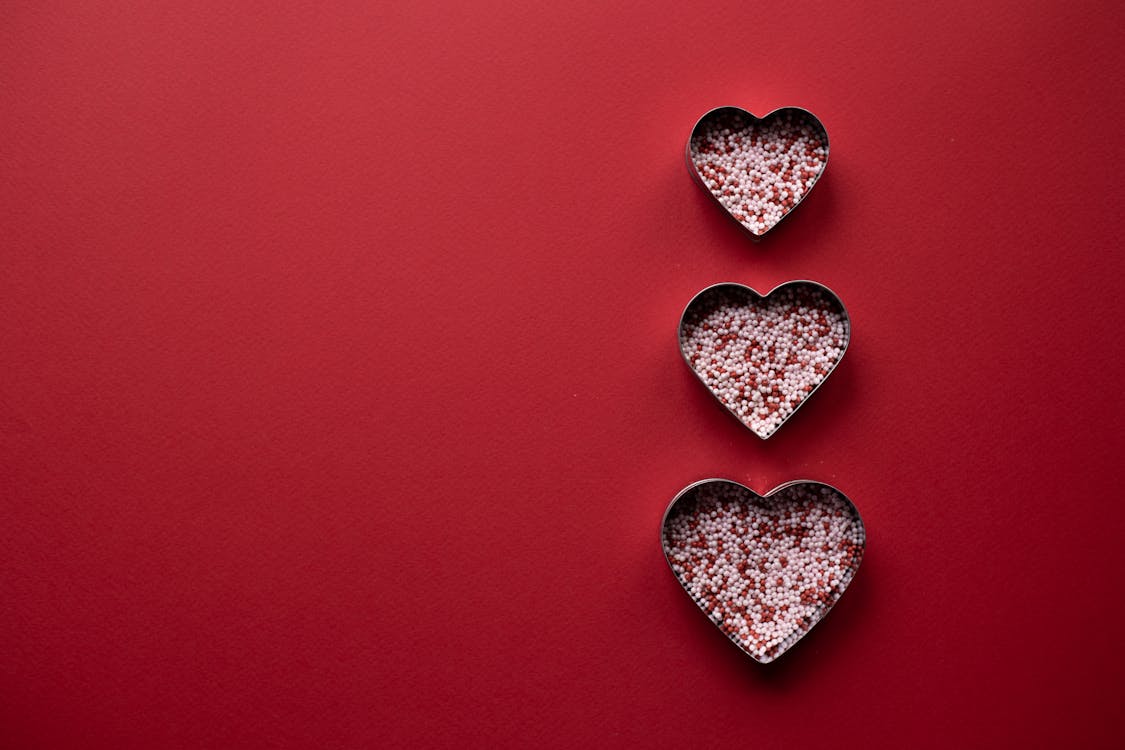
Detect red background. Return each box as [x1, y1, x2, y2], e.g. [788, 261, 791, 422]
[3, 2, 1124, 747]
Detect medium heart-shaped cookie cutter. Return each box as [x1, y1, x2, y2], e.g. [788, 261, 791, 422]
[661, 478, 865, 663]
[687, 106, 829, 239]
[678, 280, 850, 439]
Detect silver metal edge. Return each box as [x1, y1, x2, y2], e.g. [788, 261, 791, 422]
[676, 279, 851, 440]
[684, 105, 830, 241]
[659, 477, 866, 664]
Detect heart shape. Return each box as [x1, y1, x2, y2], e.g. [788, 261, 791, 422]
[662, 479, 865, 663]
[687, 106, 828, 237]
[678, 281, 849, 439]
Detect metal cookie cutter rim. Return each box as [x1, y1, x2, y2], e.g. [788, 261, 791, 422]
[677, 280, 851, 440]
[660, 477, 867, 664]
[685, 105, 830, 241]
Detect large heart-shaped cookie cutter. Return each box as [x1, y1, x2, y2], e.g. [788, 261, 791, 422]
[661, 478, 865, 663]
[687, 106, 829, 239]
[678, 280, 850, 439]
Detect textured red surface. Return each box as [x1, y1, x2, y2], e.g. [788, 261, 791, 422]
[3, 2, 1124, 748]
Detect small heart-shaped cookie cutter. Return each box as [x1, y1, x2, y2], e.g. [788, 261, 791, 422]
[686, 106, 829, 239]
[678, 280, 850, 439]
[661, 478, 866, 663]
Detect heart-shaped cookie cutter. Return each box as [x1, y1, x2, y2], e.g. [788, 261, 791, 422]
[661, 478, 865, 663]
[678, 280, 850, 439]
[686, 106, 829, 239]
